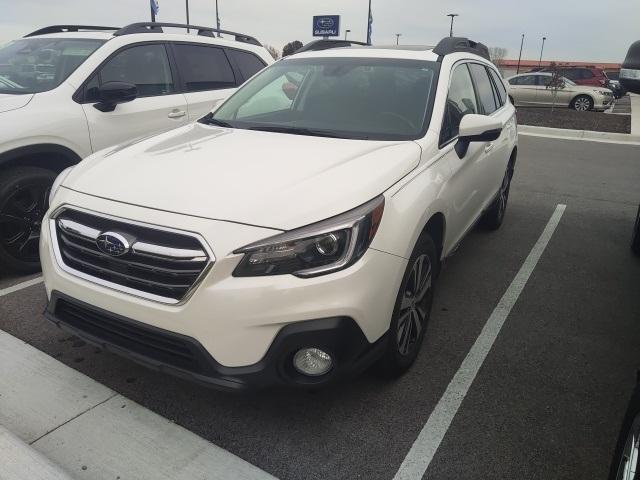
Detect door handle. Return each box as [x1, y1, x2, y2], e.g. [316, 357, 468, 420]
[168, 110, 186, 119]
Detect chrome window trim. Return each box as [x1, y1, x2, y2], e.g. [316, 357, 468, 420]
[49, 204, 215, 305]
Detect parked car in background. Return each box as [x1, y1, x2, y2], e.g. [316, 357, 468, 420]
[538, 65, 609, 87]
[506, 72, 614, 111]
[41, 37, 518, 390]
[604, 71, 627, 98]
[0, 23, 273, 273]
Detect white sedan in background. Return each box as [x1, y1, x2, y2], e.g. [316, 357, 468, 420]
[506, 72, 614, 111]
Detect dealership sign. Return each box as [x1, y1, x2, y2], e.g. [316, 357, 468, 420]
[313, 15, 340, 37]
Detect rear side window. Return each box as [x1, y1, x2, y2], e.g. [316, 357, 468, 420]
[99, 44, 175, 97]
[172, 44, 236, 92]
[227, 49, 266, 81]
[509, 75, 537, 86]
[441, 63, 478, 145]
[581, 69, 594, 79]
[488, 68, 506, 105]
[469, 63, 498, 114]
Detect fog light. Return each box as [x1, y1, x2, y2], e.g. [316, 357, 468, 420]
[293, 348, 333, 376]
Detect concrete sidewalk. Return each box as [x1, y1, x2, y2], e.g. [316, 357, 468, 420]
[0, 326, 276, 480]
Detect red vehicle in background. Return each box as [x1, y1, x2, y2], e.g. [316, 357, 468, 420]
[538, 65, 609, 87]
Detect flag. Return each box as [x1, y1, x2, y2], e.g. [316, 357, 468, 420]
[150, 0, 160, 16]
[367, 8, 373, 44]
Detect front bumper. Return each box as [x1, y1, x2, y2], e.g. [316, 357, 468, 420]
[41, 190, 407, 387]
[45, 292, 386, 391]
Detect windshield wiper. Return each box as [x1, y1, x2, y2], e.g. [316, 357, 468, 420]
[199, 113, 233, 128]
[247, 125, 355, 139]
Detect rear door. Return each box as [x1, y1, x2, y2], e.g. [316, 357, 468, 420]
[170, 43, 239, 121]
[81, 43, 188, 152]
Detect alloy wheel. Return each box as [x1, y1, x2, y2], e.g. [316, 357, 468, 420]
[397, 254, 432, 356]
[574, 97, 590, 111]
[617, 414, 640, 480]
[0, 182, 50, 264]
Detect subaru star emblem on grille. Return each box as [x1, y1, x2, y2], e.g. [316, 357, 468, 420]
[96, 232, 130, 256]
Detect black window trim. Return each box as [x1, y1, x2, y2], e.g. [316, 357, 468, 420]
[73, 41, 178, 103]
[166, 41, 239, 93]
[439, 61, 477, 149]
[486, 65, 506, 109]
[224, 47, 268, 83]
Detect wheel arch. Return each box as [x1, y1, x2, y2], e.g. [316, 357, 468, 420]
[570, 93, 594, 108]
[421, 212, 446, 263]
[0, 144, 82, 174]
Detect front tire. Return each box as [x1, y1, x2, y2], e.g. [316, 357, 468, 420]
[571, 94, 594, 111]
[378, 232, 437, 377]
[0, 167, 56, 273]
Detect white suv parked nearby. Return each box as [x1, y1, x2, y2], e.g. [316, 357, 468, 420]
[42, 37, 518, 390]
[0, 23, 273, 273]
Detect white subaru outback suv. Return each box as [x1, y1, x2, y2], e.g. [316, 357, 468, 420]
[41, 37, 518, 390]
[0, 23, 272, 273]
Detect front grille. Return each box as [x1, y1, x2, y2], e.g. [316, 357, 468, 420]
[54, 297, 210, 374]
[53, 209, 211, 303]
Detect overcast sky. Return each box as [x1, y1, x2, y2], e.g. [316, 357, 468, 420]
[2, 0, 638, 62]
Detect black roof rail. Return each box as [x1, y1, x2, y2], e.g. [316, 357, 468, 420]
[24, 25, 120, 37]
[295, 39, 369, 54]
[432, 37, 491, 61]
[113, 22, 262, 46]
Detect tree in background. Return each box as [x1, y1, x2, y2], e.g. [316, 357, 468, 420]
[488, 47, 507, 70]
[545, 61, 566, 114]
[264, 44, 280, 60]
[282, 41, 304, 57]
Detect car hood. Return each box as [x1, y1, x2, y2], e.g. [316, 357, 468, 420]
[572, 85, 611, 94]
[0, 93, 34, 113]
[65, 123, 422, 230]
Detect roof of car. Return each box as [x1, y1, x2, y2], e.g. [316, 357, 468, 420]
[288, 47, 442, 62]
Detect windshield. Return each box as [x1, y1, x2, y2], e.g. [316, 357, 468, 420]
[0, 38, 104, 94]
[210, 57, 439, 140]
[561, 77, 576, 86]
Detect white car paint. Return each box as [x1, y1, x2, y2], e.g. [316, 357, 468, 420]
[0, 30, 274, 162]
[42, 46, 518, 380]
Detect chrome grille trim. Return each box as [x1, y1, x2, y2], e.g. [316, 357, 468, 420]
[49, 205, 215, 305]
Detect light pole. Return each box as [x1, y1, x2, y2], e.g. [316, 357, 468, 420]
[344, 29, 351, 40]
[395, 33, 401, 45]
[447, 13, 459, 37]
[366, 0, 373, 45]
[185, 0, 190, 31]
[516, 34, 524, 74]
[538, 36, 547, 67]
[215, 0, 221, 36]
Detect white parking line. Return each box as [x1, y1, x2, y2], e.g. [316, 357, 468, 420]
[393, 204, 566, 480]
[0, 277, 44, 297]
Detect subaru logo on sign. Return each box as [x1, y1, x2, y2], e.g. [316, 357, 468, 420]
[313, 15, 340, 37]
[96, 232, 130, 257]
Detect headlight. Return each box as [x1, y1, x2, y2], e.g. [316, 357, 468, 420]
[48, 166, 73, 206]
[233, 196, 385, 278]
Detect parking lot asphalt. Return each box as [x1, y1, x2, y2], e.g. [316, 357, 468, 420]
[1, 134, 639, 480]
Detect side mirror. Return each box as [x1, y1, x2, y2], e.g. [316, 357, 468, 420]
[282, 82, 298, 100]
[94, 81, 137, 112]
[455, 114, 502, 159]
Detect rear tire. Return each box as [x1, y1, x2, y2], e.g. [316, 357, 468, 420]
[378, 232, 437, 377]
[631, 205, 640, 256]
[571, 95, 593, 111]
[0, 167, 56, 274]
[481, 162, 514, 230]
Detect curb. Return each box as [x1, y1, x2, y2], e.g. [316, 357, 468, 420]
[0, 425, 75, 480]
[518, 125, 640, 145]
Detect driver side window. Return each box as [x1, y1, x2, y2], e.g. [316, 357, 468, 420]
[440, 63, 478, 146]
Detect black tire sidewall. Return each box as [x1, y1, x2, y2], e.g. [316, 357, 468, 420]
[631, 205, 640, 256]
[572, 95, 593, 111]
[0, 167, 56, 273]
[380, 232, 438, 375]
